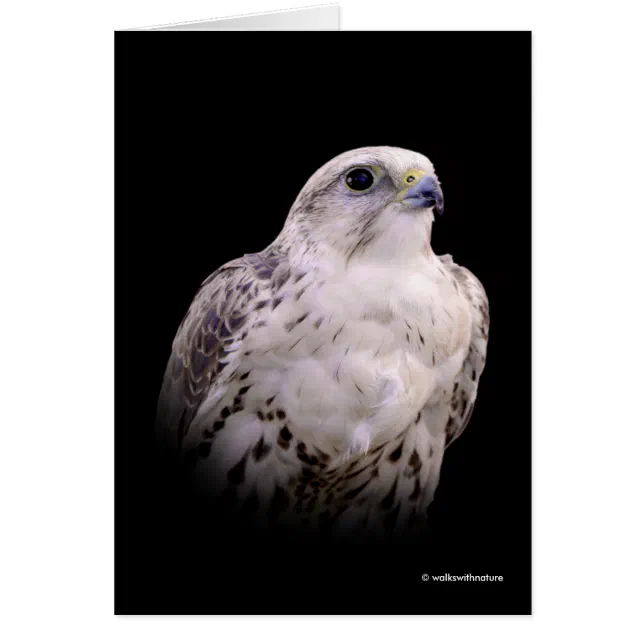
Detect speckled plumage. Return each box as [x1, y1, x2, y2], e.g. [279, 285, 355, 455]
[156, 146, 489, 539]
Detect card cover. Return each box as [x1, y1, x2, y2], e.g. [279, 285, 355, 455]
[115, 28, 532, 616]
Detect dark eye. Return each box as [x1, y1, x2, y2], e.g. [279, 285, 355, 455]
[345, 168, 374, 192]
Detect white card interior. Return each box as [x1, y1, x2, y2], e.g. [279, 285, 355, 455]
[128, 4, 340, 31]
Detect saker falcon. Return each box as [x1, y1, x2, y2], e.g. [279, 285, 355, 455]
[156, 146, 489, 539]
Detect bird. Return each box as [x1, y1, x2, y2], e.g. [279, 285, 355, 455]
[156, 146, 489, 540]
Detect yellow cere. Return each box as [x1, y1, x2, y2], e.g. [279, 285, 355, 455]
[397, 169, 427, 200]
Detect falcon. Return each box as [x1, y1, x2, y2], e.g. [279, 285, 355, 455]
[156, 146, 489, 539]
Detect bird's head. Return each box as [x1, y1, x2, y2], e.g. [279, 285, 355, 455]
[281, 146, 443, 265]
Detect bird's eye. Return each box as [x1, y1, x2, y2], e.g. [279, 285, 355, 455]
[345, 168, 375, 192]
[406, 175, 416, 183]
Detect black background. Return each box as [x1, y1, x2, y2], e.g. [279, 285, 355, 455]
[116, 32, 531, 615]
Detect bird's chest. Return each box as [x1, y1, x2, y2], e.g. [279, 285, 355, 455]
[310, 262, 471, 372]
[243, 260, 470, 450]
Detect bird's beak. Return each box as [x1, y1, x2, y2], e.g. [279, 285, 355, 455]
[401, 175, 444, 215]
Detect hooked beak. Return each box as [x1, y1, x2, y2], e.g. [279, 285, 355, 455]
[401, 175, 444, 215]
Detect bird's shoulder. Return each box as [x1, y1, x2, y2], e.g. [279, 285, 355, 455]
[157, 247, 290, 446]
[437, 254, 489, 333]
[434, 254, 489, 447]
[173, 247, 288, 347]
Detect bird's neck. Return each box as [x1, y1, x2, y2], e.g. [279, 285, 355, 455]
[279, 213, 435, 270]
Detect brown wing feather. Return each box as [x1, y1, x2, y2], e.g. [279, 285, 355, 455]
[439, 254, 490, 448]
[155, 248, 283, 453]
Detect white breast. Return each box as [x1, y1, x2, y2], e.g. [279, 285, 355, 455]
[240, 255, 472, 454]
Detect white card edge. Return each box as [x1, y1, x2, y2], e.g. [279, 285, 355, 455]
[121, 3, 340, 31]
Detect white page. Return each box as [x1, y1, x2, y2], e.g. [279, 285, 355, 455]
[128, 4, 340, 31]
